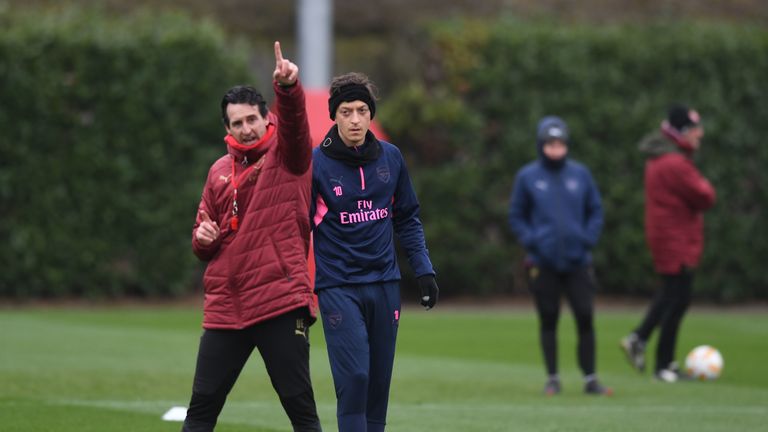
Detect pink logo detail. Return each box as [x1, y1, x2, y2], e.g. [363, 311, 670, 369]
[333, 185, 343, 196]
[394, 310, 400, 321]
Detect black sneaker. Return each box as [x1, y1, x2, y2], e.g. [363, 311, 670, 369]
[620, 333, 646, 372]
[584, 379, 613, 396]
[543, 378, 561, 396]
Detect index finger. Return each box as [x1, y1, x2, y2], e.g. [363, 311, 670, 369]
[274, 41, 283, 65]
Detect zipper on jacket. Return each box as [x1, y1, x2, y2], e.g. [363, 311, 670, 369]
[359, 166, 366, 190]
[553, 170, 565, 267]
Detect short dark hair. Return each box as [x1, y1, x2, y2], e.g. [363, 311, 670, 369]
[220, 85, 268, 127]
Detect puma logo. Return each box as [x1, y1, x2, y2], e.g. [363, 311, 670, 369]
[219, 174, 232, 183]
[295, 319, 307, 338]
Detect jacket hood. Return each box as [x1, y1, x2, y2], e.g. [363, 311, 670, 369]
[638, 122, 693, 158]
[536, 116, 569, 147]
[536, 115, 569, 169]
[638, 131, 676, 157]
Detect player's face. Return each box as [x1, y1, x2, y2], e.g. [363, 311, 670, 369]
[542, 139, 568, 160]
[335, 100, 371, 147]
[683, 125, 704, 150]
[225, 103, 268, 146]
[682, 109, 704, 150]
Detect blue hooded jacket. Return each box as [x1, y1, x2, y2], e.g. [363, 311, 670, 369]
[508, 116, 603, 272]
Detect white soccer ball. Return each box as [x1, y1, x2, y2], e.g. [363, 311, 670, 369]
[685, 345, 724, 380]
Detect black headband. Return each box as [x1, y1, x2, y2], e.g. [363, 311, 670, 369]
[328, 84, 375, 120]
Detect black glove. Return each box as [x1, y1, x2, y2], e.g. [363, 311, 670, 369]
[417, 275, 439, 310]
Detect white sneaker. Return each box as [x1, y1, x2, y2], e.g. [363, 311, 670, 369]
[655, 368, 678, 383]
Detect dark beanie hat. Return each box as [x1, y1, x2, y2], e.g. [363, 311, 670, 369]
[668, 104, 700, 131]
[328, 84, 376, 120]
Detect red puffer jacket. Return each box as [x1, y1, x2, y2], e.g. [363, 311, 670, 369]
[639, 126, 716, 274]
[191, 81, 316, 329]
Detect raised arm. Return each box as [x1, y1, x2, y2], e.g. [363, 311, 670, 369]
[272, 41, 311, 175]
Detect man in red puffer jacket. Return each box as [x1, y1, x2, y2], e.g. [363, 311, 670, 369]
[620, 104, 716, 383]
[181, 41, 322, 432]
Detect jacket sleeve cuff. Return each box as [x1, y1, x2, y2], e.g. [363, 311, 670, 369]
[192, 234, 221, 261]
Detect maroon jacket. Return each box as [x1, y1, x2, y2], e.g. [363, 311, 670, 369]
[639, 124, 716, 274]
[192, 81, 315, 329]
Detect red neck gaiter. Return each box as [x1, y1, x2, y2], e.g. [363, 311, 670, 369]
[224, 123, 276, 157]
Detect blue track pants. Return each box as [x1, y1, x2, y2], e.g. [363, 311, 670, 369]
[318, 281, 401, 432]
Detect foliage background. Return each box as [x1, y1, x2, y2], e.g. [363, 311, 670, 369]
[0, 9, 251, 297]
[383, 21, 768, 301]
[1, 2, 767, 301]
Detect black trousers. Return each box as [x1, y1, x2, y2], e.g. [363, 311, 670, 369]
[181, 308, 321, 432]
[634, 268, 693, 372]
[528, 265, 597, 377]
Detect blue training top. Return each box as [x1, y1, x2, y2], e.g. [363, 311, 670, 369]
[311, 136, 434, 290]
[508, 158, 603, 273]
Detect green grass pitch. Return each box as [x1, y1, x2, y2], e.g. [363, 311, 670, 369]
[1, 303, 766, 431]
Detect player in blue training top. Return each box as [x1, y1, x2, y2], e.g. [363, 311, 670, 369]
[310, 72, 439, 432]
[508, 116, 612, 396]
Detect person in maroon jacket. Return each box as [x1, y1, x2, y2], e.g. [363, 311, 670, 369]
[181, 42, 322, 431]
[621, 105, 716, 383]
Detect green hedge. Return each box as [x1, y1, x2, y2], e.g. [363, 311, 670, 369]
[0, 9, 252, 297]
[381, 21, 768, 302]
[4, 10, 767, 302]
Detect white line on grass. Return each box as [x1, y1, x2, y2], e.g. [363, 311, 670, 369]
[48, 398, 768, 416]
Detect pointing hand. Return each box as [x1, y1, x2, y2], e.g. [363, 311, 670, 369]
[273, 41, 299, 86]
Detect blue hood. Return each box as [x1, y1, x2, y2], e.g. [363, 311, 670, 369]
[536, 115, 570, 168]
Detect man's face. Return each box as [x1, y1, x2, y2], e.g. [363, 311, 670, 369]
[542, 139, 568, 160]
[225, 103, 268, 146]
[682, 109, 704, 150]
[683, 125, 704, 150]
[335, 100, 371, 147]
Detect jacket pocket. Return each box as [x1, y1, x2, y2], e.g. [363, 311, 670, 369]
[269, 234, 292, 281]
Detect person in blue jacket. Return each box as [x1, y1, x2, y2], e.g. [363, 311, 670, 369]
[310, 71, 439, 432]
[508, 116, 611, 396]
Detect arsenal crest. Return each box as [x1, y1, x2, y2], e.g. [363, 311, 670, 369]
[376, 165, 390, 183]
[327, 312, 343, 329]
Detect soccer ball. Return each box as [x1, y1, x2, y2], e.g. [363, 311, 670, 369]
[685, 345, 724, 380]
